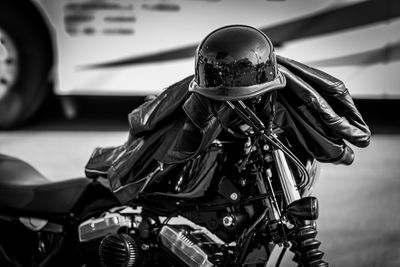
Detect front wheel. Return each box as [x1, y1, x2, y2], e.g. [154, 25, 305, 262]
[0, 1, 53, 129]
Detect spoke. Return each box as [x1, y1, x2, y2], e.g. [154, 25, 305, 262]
[0, 28, 19, 99]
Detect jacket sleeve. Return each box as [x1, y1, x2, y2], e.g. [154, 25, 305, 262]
[277, 55, 371, 148]
[274, 93, 355, 165]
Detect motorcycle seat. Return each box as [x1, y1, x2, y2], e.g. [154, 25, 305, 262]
[0, 154, 90, 215]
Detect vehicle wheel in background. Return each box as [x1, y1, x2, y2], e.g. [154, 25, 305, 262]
[0, 1, 53, 129]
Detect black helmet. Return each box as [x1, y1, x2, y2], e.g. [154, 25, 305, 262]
[189, 25, 286, 101]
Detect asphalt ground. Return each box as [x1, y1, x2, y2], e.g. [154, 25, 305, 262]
[1, 97, 399, 266]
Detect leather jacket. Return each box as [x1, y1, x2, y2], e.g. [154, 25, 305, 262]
[85, 57, 370, 203]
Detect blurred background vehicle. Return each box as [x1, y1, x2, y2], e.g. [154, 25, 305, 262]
[0, 0, 399, 128]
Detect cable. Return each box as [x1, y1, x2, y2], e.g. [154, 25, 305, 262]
[276, 247, 287, 267]
[226, 100, 310, 190]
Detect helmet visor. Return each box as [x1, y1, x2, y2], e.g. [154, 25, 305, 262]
[189, 70, 286, 101]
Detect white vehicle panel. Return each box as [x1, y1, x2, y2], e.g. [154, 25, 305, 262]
[32, 0, 397, 98]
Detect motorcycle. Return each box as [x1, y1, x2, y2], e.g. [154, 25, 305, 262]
[0, 56, 370, 267]
[0, 100, 328, 267]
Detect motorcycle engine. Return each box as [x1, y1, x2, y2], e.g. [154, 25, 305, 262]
[80, 138, 262, 267]
[83, 208, 226, 267]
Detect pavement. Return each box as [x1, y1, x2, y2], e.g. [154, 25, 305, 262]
[0, 97, 399, 267]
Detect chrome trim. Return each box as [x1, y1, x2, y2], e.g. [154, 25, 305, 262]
[78, 212, 132, 242]
[272, 149, 300, 205]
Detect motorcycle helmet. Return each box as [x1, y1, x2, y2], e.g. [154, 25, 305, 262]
[189, 24, 286, 101]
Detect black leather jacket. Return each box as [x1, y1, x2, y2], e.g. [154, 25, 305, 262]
[85, 56, 370, 203]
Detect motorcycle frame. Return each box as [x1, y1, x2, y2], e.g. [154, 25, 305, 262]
[225, 100, 306, 205]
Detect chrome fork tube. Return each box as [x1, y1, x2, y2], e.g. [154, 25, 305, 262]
[272, 149, 301, 205]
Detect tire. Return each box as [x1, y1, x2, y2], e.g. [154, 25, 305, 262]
[0, 1, 53, 129]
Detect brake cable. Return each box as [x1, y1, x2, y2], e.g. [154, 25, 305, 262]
[226, 100, 310, 189]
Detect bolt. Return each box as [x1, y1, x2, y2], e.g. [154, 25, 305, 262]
[223, 216, 235, 227]
[230, 192, 238, 201]
[264, 154, 273, 162]
[286, 222, 295, 229]
[141, 243, 150, 250]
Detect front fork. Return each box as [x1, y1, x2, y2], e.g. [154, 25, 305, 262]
[265, 148, 328, 267]
[272, 149, 301, 205]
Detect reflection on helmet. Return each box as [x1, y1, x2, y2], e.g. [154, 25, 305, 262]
[189, 24, 286, 101]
